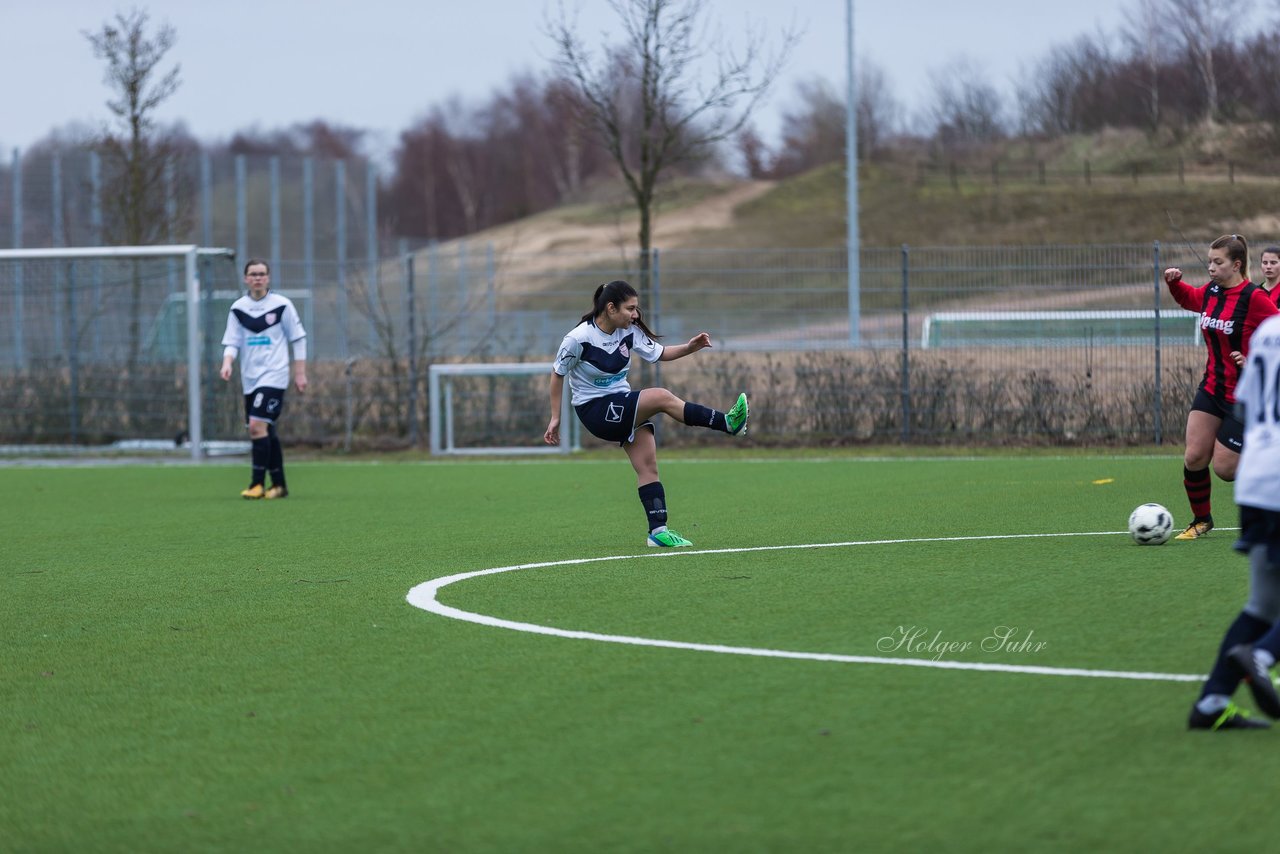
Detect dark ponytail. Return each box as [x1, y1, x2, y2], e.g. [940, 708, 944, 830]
[580, 279, 661, 340]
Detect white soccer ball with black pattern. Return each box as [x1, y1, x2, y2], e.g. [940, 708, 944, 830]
[1128, 503, 1173, 545]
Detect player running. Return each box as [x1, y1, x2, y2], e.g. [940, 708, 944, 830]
[544, 280, 748, 548]
[1164, 234, 1278, 539]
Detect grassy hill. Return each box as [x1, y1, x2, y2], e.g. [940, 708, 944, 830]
[535, 125, 1280, 251]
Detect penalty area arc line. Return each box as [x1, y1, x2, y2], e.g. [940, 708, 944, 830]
[404, 531, 1207, 684]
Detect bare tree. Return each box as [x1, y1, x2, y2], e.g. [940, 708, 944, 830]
[1121, 0, 1166, 132]
[924, 58, 1006, 148]
[547, 0, 797, 296]
[84, 7, 182, 368]
[857, 59, 901, 159]
[1158, 0, 1250, 122]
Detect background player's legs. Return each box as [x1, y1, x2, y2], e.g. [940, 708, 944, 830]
[248, 417, 270, 486]
[1211, 440, 1240, 483]
[1180, 411, 1220, 532]
[267, 423, 287, 495]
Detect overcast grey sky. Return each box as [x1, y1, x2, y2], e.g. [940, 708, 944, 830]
[2, 0, 1139, 158]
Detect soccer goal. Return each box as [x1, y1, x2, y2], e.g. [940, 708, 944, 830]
[920, 310, 1201, 349]
[0, 245, 237, 460]
[428, 362, 580, 456]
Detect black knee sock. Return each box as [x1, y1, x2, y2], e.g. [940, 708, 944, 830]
[683, 402, 728, 433]
[638, 482, 668, 533]
[268, 426, 285, 488]
[250, 437, 270, 486]
[1201, 610, 1272, 698]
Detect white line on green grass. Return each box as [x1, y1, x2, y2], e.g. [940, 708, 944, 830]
[406, 530, 1210, 684]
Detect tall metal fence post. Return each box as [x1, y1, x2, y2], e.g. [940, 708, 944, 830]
[89, 151, 103, 358]
[235, 154, 247, 266]
[457, 239, 468, 351]
[11, 148, 23, 369]
[200, 151, 213, 246]
[269, 156, 281, 284]
[302, 156, 315, 340]
[366, 162, 378, 351]
[335, 159, 349, 360]
[52, 153, 64, 347]
[901, 244, 911, 442]
[405, 250, 419, 445]
[1153, 241, 1163, 446]
[67, 261, 79, 445]
[486, 242, 495, 333]
[166, 160, 177, 294]
[652, 248, 662, 393]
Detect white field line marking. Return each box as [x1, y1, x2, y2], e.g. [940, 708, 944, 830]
[406, 530, 1219, 683]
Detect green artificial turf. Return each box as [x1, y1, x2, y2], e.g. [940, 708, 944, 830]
[2, 453, 1270, 852]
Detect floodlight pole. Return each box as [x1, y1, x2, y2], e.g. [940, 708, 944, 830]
[845, 0, 861, 345]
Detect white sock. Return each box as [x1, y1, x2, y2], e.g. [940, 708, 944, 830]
[1196, 694, 1231, 715]
[1258, 649, 1276, 669]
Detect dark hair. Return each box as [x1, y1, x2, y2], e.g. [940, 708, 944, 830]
[1210, 234, 1249, 280]
[1262, 246, 1280, 259]
[243, 258, 270, 275]
[580, 280, 661, 340]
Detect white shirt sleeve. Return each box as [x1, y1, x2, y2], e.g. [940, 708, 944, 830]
[632, 331, 663, 363]
[220, 310, 243, 351]
[553, 334, 581, 376]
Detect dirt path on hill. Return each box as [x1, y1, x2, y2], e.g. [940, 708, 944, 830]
[457, 181, 775, 286]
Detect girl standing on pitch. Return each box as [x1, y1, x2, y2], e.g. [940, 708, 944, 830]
[1165, 234, 1278, 539]
[1260, 246, 1280, 305]
[544, 280, 748, 548]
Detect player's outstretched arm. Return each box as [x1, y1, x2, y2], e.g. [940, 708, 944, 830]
[659, 332, 713, 361]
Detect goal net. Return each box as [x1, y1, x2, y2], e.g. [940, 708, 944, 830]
[428, 362, 580, 455]
[0, 245, 242, 459]
[920, 310, 1202, 349]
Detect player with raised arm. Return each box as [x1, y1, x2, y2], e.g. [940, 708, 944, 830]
[544, 280, 748, 548]
[220, 259, 308, 499]
[1164, 234, 1278, 539]
[1188, 314, 1280, 729]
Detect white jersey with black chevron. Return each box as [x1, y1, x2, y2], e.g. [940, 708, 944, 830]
[221, 292, 307, 393]
[552, 319, 663, 406]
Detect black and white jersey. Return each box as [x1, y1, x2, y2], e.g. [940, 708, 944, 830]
[221, 292, 307, 393]
[553, 319, 663, 405]
[1237, 314, 1280, 510]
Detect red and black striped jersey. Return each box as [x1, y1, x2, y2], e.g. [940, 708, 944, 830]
[1167, 277, 1280, 403]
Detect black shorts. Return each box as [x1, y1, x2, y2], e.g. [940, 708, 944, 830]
[1191, 388, 1244, 452]
[1234, 505, 1280, 564]
[574, 390, 654, 445]
[244, 387, 286, 425]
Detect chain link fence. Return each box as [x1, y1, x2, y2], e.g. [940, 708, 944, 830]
[0, 241, 1215, 450]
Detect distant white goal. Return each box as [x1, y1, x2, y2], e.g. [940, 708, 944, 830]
[920, 310, 1201, 349]
[428, 362, 581, 456]
[0, 245, 235, 460]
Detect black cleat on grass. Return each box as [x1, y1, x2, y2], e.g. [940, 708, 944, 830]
[1226, 644, 1280, 719]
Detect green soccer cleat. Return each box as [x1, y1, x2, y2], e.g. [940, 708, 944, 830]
[726, 393, 749, 436]
[1226, 644, 1280, 718]
[1187, 701, 1270, 731]
[647, 528, 693, 548]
